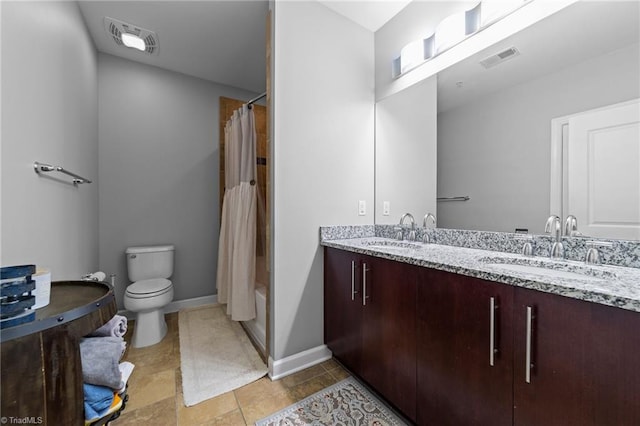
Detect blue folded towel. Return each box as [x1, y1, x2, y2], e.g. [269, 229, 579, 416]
[79, 337, 125, 389]
[83, 383, 114, 421]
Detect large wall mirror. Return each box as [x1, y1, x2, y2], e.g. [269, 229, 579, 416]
[375, 0, 640, 240]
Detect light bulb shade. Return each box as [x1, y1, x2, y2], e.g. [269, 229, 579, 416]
[121, 32, 146, 51]
[481, 0, 522, 26]
[435, 11, 467, 54]
[400, 39, 425, 74]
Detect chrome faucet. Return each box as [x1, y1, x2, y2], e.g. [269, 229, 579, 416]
[585, 244, 600, 265]
[564, 215, 579, 237]
[422, 213, 436, 243]
[423, 213, 436, 228]
[515, 234, 534, 256]
[399, 213, 416, 241]
[585, 241, 613, 265]
[544, 215, 564, 258]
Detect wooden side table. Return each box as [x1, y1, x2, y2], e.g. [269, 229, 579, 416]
[1, 281, 117, 425]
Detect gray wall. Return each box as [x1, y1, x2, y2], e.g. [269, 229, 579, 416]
[1, 1, 99, 279]
[438, 43, 640, 234]
[375, 76, 437, 225]
[272, 1, 374, 360]
[97, 53, 259, 307]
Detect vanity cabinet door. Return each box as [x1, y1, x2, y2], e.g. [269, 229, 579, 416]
[324, 247, 363, 375]
[360, 255, 417, 422]
[513, 288, 640, 426]
[416, 269, 514, 426]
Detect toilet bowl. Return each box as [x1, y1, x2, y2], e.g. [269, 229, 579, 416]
[125, 245, 175, 348]
[124, 278, 174, 348]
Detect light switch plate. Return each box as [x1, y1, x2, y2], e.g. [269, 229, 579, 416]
[383, 201, 390, 216]
[358, 200, 366, 216]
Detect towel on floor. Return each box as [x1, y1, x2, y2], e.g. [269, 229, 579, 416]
[83, 383, 114, 421]
[79, 337, 126, 389]
[88, 314, 128, 338]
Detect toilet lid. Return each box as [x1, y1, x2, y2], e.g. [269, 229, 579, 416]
[127, 278, 172, 295]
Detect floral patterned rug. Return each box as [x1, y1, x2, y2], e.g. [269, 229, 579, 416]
[255, 377, 408, 426]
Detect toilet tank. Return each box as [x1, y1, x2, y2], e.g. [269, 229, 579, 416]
[126, 245, 174, 282]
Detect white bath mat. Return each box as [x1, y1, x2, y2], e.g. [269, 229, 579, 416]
[178, 304, 267, 406]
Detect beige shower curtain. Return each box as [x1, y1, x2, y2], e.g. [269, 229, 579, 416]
[217, 105, 257, 321]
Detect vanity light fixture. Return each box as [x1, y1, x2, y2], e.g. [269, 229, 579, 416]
[392, 0, 525, 78]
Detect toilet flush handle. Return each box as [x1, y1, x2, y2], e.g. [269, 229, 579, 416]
[130, 254, 137, 259]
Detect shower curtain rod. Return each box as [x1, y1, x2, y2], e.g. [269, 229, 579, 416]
[247, 92, 267, 107]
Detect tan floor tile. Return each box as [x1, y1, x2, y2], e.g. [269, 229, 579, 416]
[177, 391, 239, 425]
[175, 368, 183, 395]
[287, 372, 338, 400]
[210, 409, 247, 426]
[234, 376, 289, 408]
[239, 390, 297, 425]
[124, 336, 180, 371]
[319, 358, 340, 372]
[126, 368, 176, 411]
[280, 364, 326, 388]
[328, 365, 351, 381]
[111, 397, 177, 426]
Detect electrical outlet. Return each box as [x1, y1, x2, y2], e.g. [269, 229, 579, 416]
[383, 201, 390, 216]
[358, 200, 366, 216]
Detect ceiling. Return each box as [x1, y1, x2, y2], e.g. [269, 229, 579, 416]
[77, 1, 408, 93]
[318, 0, 410, 32]
[78, 0, 637, 108]
[78, 1, 270, 93]
[437, 0, 640, 112]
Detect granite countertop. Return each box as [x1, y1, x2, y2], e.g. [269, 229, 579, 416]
[321, 236, 640, 313]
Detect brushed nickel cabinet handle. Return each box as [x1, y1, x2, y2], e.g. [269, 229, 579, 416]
[362, 263, 370, 306]
[351, 260, 358, 301]
[525, 306, 533, 383]
[490, 297, 497, 366]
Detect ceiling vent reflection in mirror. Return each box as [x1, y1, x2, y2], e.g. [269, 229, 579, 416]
[104, 17, 159, 55]
[479, 46, 520, 68]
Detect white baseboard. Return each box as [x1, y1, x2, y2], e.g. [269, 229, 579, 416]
[268, 345, 332, 380]
[118, 294, 218, 319]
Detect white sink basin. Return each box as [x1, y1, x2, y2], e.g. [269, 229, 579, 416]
[480, 257, 616, 282]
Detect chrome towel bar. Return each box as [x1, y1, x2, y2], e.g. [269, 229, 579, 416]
[34, 162, 92, 185]
[437, 196, 470, 202]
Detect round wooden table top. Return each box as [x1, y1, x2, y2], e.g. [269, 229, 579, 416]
[1, 280, 116, 342]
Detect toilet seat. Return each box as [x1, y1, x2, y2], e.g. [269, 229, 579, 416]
[126, 278, 172, 299]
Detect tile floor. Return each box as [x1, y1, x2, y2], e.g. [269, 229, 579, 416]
[111, 312, 350, 426]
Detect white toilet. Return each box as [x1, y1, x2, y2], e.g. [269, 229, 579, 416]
[124, 244, 175, 348]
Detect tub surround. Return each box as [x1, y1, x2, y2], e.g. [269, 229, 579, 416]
[320, 225, 640, 313]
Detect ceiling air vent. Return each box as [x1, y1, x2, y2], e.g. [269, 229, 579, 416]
[104, 17, 159, 55]
[479, 47, 520, 69]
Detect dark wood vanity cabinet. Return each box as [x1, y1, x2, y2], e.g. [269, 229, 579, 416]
[513, 287, 640, 426]
[416, 268, 514, 426]
[324, 248, 417, 421]
[360, 255, 417, 421]
[324, 247, 363, 372]
[324, 247, 640, 425]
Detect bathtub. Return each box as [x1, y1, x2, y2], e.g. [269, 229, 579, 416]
[242, 285, 266, 354]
